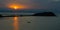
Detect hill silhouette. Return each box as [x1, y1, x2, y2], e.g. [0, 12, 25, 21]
[33, 12, 56, 16]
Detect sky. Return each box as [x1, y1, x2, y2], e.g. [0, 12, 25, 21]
[0, 0, 60, 9]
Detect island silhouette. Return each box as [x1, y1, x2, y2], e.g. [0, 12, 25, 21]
[33, 12, 56, 16]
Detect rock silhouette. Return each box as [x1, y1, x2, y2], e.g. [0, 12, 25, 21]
[33, 12, 56, 16]
[0, 14, 3, 17]
[27, 21, 31, 23]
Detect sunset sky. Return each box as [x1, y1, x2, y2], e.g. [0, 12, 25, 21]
[0, 0, 60, 9]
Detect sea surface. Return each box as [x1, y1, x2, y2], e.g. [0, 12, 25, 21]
[0, 14, 60, 30]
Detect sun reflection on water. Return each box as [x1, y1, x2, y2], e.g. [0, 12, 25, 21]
[13, 16, 19, 30]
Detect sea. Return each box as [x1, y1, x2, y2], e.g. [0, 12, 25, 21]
[0, 9, 60, 30]
[0, 13, 60, 30]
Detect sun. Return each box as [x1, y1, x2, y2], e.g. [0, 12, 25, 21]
[7, 4, 28, 10]
[14, 6, 17, 9]
[12, 6, 19, 10]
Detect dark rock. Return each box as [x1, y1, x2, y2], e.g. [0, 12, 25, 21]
[27, 21, 31, 23]
[33, 12, 56, 16]
[0, 14, 3, 17]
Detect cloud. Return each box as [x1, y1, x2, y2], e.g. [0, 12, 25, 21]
[0, 0, 60, 9]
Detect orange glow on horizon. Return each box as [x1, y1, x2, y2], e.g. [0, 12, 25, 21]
[7, 3, 28, 10]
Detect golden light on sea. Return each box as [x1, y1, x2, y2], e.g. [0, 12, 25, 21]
[13, 16, 19, 30]
[7, 3, 28, 10]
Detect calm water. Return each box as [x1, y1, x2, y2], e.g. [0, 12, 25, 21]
[0, 15, 60, 30]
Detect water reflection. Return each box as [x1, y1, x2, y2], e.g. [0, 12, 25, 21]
[13, 16, 19, 30]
